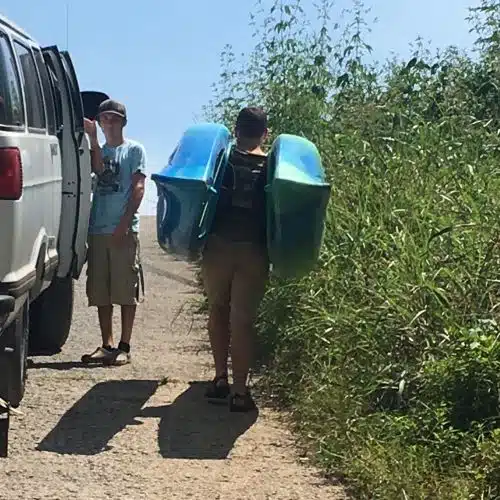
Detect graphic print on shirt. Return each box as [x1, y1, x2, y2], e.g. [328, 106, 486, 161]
[96, 156, 121, 194]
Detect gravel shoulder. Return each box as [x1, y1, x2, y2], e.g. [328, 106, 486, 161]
[0, 216, 346, 500]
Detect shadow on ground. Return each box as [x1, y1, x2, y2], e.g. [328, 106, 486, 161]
[141, 261, 199, 288]
[36, 380, 159, 455]
[27, 360, 103, 370]
[142, 381, 258, 459]
[37, 379, 257, 459]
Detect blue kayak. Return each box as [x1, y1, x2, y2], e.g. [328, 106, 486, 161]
[151, 125, 331, 277]
[151, 123, 231, 260]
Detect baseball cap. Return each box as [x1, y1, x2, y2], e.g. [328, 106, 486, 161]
[97, 99, 127, 124]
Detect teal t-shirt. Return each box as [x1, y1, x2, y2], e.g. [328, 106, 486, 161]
[89, 139, 146, 234]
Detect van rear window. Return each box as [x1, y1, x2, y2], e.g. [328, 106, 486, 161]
[0, 34, 24, 127]
[13, 42, 46, 130]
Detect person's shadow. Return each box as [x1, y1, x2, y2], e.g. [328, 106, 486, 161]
[36, 379, 159, 455]
[36, 379, 258, 459]
[141, 381, 258, 460]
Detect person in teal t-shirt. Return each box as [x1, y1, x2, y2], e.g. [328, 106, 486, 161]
[82, 99, 146, 367]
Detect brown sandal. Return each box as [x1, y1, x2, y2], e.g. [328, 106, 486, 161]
[229, 390, 257, 412]
[205, 374, 230, 401]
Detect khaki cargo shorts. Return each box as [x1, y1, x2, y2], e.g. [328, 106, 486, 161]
[201, 233, 269, 324]
[86, 232, 141, 307]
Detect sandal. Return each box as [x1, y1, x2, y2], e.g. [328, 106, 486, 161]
[229, 390, 257, 413]
[205, 374, 230, 402]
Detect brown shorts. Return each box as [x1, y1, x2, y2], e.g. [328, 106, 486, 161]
[86, 232, 141, 307]
[201, 233, 269, 324]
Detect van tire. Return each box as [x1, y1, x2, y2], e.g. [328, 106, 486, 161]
[1, 300, 29, 408]
[28, 277, 74, 355]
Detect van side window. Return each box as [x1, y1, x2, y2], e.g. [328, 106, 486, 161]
[0, 33, 24, 127]
[33, 48, 56, 135]
[60, 55, 84, 133]
[13, 42, 46, 130]
[41, 54, 63, 134]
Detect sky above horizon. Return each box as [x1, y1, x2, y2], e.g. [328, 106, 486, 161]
[2, 0, 480, 214]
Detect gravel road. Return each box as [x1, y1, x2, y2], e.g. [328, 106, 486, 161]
[0, 216, 346, 500]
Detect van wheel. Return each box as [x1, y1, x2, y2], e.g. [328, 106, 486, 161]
[1, 300, 29, 408]
[28, 277, 74, 355]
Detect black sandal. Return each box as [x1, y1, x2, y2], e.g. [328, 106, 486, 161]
[205, 374, 230, 401]
[229, 390, 257, 413]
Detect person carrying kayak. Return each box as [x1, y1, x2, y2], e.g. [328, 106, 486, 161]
[201, 106, 269, 412]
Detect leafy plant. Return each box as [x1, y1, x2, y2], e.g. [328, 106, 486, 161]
[203, 0, 500, 497]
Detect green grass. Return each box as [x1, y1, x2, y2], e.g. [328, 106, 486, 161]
[202, 0, 500, 497]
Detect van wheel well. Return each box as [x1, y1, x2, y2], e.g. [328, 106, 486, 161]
[28, 276, 74, 355]
[30, 243, 47, 301]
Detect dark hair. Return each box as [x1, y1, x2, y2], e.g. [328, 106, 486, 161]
[235, 106, 268, 139]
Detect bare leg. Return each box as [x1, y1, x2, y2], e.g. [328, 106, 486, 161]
[207, 304, 230, 377]
[230, 316, 254, 395]
[120, 305, 136, 345]
[229, 243, 268, 406]
[200, 235, 233, 398]
[98, 305, 114, 346]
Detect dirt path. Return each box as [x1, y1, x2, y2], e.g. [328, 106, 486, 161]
[0, 217, 345, 500]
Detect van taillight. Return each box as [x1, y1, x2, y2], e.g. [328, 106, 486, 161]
[0, 148, 22, 200]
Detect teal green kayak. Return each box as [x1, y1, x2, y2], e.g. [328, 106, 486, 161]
[266, 134, 331, 278]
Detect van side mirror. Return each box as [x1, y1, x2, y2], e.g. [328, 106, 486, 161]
[81, 91, 110, 120]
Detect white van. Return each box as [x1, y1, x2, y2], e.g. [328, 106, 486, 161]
[0, 13, 107, 455]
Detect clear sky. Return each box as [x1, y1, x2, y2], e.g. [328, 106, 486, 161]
[2, 0, 480, 214]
